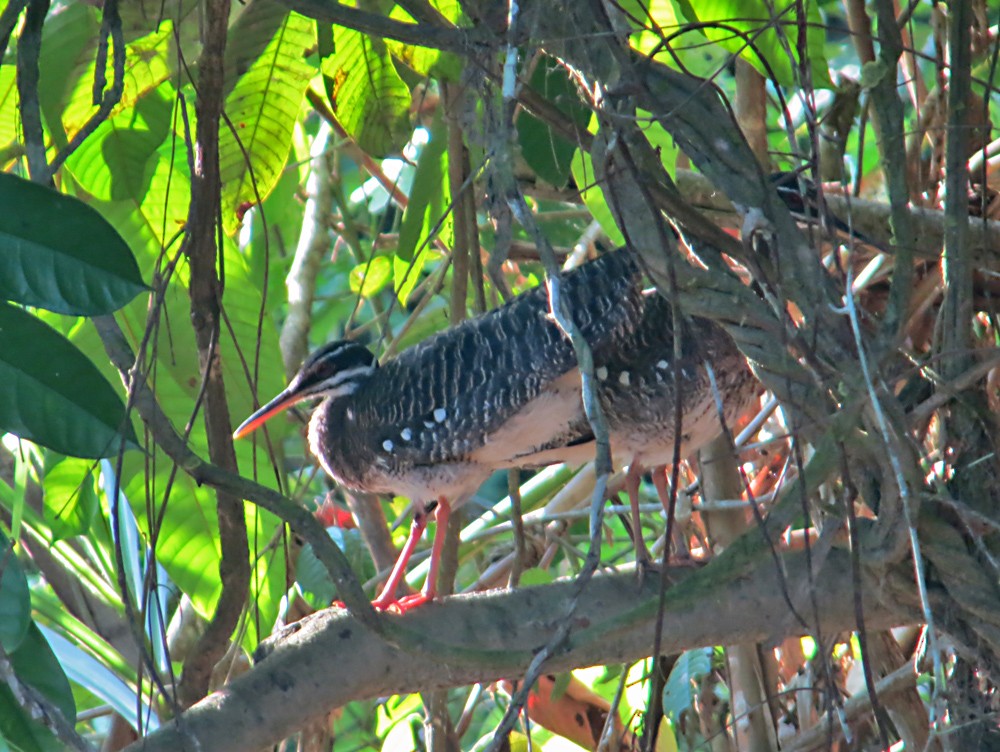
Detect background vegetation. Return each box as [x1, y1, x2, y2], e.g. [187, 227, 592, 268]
[0, 0, 999, 750]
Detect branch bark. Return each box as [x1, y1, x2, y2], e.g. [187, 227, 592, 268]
[175, 0, 250, 708]
[124, 548, 915, 752]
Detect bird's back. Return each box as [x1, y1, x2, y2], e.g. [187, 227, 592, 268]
[312, 248, 647, 495]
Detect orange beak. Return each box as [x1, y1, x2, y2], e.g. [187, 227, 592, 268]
[232, 386, 309, 440]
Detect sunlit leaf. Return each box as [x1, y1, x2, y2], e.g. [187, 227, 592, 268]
[0, 65, 20, 166]
[386, 2, 464, 80]
[675, 0, 832, 88]
[350, 256, 393, 297]
[322, 25, 412, 158]
[43, 455, 99, 541]
[0, 302, 137, 458]
[36, 3, 102, 148]
[571, 147, 624, 246]
[219, 2, 315, 234]
[40, 9, 175, 145]
[64, 63, 175, 203]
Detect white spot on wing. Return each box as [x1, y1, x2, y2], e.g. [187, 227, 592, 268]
[433, 408, 447, 423]
[382, 439, 394, 452]
[596, 366, 608, 381]
[619, 371, 630, 386]
[401, 428, 412, 441]
[656, 360, 669, 370]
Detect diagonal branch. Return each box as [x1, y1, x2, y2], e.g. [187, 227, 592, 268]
[92, 315, 380, 635]
[122, 548, 915, 752]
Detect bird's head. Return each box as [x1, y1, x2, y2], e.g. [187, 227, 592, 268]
[233, 340, 377, 439]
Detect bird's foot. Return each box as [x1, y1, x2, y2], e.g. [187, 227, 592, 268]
[371, 591, 433, 613]
[329, 591, 434, 613]
[633, 555, 660, 586]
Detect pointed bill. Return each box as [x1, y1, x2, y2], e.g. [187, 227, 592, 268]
[233, 387, 308, 439]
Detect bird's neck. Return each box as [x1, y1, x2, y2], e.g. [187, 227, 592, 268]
[307, 396, 355, 485]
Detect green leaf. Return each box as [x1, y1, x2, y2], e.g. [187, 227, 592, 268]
[322, 26, 412, 158]
[0, 66, 20, 164]
[349, 256, 393, 297]
[517, 568, 554, 587]
[676, 0, 832, 89]
[42, 456, 99, 541]
[9, 623, 76, 726]
[63, 59, 175, 202]
[571, 145, 624, 246]
[385, 3, 464, 80]
[516, 56, 592, 188]
[0, 683, 64, 752]
[219, 3, 315, 234]
[36, 3, 102, 148]
[0, 173, 147, 315]
[662, 648, 712, 719]
[0, 302, 137, 458]
[298, 528, 374, 608]
[39, 6, 174, 146]
[0, 533, 30, 654]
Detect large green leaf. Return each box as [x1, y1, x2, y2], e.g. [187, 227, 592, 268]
[322, 25, 412, 158]
[0, 302, 137, 458]
[394, 116, 449, 304]
[9, 623, 76, 725]
[674, 0, 832, 88]
[0, 66, 19, 164]
[36, 3, 102, 149]
[42, 455, 99, 541]
[219, 2, 314, 234]
[0, 532, 30, 653]
[385, 2, 464, 81]
[517, 56, 592, 188]
[39, 10, 175, 147]
[63, 52, 175, 202]
[0, 174, 147, 315]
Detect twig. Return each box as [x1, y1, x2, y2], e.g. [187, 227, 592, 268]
[48, 0, 125, 176]
[15, 0, 49, 181]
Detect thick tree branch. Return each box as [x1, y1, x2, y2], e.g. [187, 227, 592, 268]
[123, 548, 914, 752]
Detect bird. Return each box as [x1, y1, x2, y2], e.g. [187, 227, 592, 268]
[500, 289, 759, 564]
[233, 247, 649, 611]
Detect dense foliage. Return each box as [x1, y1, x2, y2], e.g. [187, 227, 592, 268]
[0, 0, 999, 750]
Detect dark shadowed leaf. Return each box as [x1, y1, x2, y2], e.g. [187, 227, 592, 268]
[517, 56, 592, 188]
[0, 532, 30, 653]
[9, 622, 77, 725]
[0, 302, 138, 458]
[0, 173, 147, 315]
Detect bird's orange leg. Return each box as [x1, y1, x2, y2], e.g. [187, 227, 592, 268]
[370, 510, 429, 611]
[374, 496, 451, 613]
